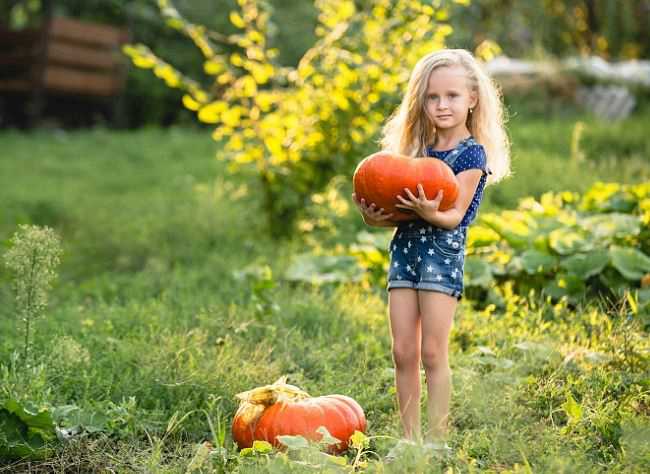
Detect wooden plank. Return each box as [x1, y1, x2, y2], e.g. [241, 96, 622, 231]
[0, 28, 42, 47]
[48, 16, 128, 48]
[47, 41, 120, 71]
[43, 66, 119, 96]
[0, 78, 31, 91]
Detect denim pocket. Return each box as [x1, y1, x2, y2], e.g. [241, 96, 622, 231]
[430, 230, 464, 258]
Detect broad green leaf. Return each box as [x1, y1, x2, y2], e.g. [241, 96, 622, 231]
[520, 249, 557, 275]
[284, 254, 362, 284]
[609, 246, 650, 280]
[316, 426, 341, 446]
[480, 212, 532, 250]
[277, 434, 310, 450]
[239, 447, 255, 457]
[349, 430, 368, 450]
[543, 273, 586, 299]
[467, 225, 500, 248]
[560, 251, 609, 279]
[464, 256, 493, 288]
[252, 440, 273, 453]
[0, 399, 57, 459]
[562, 393, 583, 423]
[548, 228, 593, 255]
[580, 213, 640, 240]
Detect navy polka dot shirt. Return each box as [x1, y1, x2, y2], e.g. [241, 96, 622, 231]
[426, 142, 490, 228]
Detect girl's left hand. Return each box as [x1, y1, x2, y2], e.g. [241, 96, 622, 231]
[395, 184, 443, 221]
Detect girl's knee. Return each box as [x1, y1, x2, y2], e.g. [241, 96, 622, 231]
[392, 343, 420, 368]
[421, 345, 449, 371]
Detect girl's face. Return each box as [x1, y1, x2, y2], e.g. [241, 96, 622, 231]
[424, 65, 477, 132]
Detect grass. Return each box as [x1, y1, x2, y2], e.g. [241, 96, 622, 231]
[0, 114, 649, 473]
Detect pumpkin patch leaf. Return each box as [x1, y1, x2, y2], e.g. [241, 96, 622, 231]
[349, 430, 369, 450]
[315, 426, 341, 446]
[520, 249, 557, 275]
[464, 256, 493, 288]
[0, 399, 57, 460]
[548, 228, 593, 255]
[277, 434, 310, 450]
[579, 213, 640, 241]
[284, 254, 362, 284]
[609, 246, 650, 280]
[252, 440, 273, 453]
[560, 251, 609, 279]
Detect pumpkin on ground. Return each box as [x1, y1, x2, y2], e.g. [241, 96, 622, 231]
[353, 151, 460, 221]
[232, 376, 367, 454]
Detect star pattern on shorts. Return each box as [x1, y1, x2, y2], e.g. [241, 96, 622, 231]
[444, 258, 451, 265]
[426, 265, 434, 273]
[419, 228, 426, 234]
[428, 248, 435, 255]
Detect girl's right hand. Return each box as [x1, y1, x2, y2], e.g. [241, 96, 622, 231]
[352, 193, 394, 222]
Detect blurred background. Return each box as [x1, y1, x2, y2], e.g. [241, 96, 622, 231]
[1, 0, 649, 128]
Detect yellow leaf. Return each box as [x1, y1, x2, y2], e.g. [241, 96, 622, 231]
[237, 75, 257, 97]
[229, 11, 245, 28]
[230, 53, 244, 67]
[133, 55, 156, 69]
[182, 94, 201, 111]
[349, 430, 368, 450]
[222, 107, 242, 127]
[198, 101, 227, 124]
[204, 60, 225, 75]
[247, 30, 264, 45]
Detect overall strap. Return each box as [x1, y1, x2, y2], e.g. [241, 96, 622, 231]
[443, 136, 478, 168]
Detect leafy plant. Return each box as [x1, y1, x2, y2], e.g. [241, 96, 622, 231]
[122, 0, 466, 236]
[3, 225, 62, 364]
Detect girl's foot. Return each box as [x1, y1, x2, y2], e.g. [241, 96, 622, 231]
[423, 440, 452, 459]
[384, 438, 417, 463]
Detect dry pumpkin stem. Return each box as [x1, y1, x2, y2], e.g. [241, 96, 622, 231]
[235, 376, 311, 406]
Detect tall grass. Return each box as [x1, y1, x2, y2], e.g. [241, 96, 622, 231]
[0, 116, 648, 472]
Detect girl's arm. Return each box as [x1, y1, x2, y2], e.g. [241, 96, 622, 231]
[426, 169, 483, 229]
[395, 169, 483, 230]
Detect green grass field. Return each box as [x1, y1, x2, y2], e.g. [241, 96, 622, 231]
[1, 114, 649, 472]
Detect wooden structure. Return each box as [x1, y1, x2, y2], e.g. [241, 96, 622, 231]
[0, 14, 130, 126]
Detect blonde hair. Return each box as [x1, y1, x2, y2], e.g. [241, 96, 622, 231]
[379, 48, 511, 184]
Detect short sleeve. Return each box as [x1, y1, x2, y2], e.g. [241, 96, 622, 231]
[452, 144, 491, 177]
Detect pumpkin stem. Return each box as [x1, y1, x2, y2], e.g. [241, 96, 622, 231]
[235, 376, 311, 406]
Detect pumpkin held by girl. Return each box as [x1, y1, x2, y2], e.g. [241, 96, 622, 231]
[232, 376, 367, 454]
[353, 151, 460, 221]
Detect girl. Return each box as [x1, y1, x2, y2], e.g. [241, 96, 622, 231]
[352, 49, 511, 455]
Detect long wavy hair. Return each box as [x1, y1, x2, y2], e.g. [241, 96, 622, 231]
[379, 49, 511, 184]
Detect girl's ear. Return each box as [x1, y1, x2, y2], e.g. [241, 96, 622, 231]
[469, 90, 478, 109]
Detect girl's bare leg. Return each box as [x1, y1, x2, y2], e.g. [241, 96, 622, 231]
[388, 288, 422, 441]
[418, 291, 457, 442]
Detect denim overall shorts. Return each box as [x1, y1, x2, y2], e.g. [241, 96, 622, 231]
[386, 138, 477, 300]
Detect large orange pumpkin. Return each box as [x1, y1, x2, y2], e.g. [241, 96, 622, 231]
[232, 377, 367, 454]
[353, 151, 460, 221]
